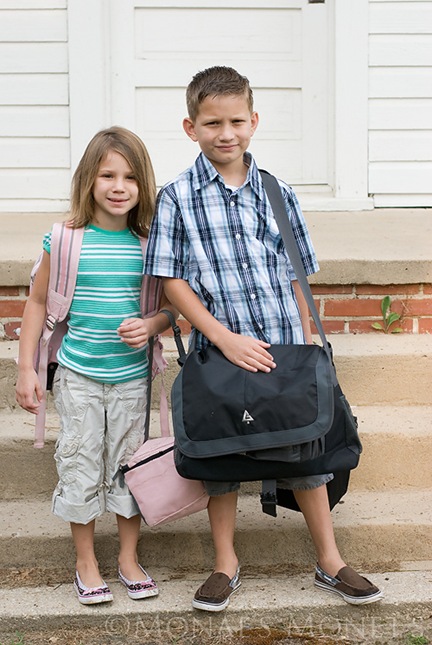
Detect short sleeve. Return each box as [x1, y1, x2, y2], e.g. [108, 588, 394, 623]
[42, 231, 52, 254]
[280, 183, 319, 279]
[144, 185, 190, 280]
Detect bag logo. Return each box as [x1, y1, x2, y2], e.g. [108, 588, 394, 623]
[242, 410, 254, 424]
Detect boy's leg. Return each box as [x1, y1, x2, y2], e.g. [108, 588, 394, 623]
[293, 482, 383, 605]
[208, 491, 239, 577]
[192, 485, 241, 612]
[292, 484, 345, 575]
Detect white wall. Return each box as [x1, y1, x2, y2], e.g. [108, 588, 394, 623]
[0, 0, 70, 212]
[368, 0, 432, 207]
[0, 0, 431, 212]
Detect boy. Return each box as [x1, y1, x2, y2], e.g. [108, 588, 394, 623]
[144, 66, 382, 612]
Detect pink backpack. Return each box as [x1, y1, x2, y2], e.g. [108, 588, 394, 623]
[27, 222, 167, 448]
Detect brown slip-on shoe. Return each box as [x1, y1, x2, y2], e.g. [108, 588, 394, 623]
[192, 567, 241, 612]
[314, 564, 383, 605]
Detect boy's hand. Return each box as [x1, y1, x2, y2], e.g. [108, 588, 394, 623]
[118, 317, 152, 348]
[16, 368, 44, 414]
[217, 332, 276, 373]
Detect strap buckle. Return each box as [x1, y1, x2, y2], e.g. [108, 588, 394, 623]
[46, 315, 57, 331]
[260, 480, 278, 517]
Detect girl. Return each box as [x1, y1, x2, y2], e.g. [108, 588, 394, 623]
[16, 127, 176, 605]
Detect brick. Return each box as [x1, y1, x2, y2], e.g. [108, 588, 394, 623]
[311, 320, 345, 335]
[0, 287, 19, 296]
[423, 284, 432, 295]
[418, 318, 432, 333]
[4, 321, 21, 340]
[403, 299, 432, 316]
[324, 299, 382, 317]
[0, 300, 26, 317]
[355, 284, 420, 296]
[311, 285, 353, 295]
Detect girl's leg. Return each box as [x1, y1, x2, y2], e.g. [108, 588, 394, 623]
[70, 520, 104, 587]
[116, 513, 143, 580]
[293, 484, 345, 576]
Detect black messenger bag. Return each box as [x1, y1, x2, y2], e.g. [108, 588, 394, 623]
[167, 171, 362, 516]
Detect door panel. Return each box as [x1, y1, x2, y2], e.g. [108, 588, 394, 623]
[111, 1, 329, 189]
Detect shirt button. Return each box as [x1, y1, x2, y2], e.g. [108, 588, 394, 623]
[251, 293, 256, 300]
[235, 233, 241, 240]
[242, 263, 248, 269]
[230, 201, 235, 207]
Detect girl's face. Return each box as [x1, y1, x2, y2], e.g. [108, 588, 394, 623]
[92, 150, 139, 230]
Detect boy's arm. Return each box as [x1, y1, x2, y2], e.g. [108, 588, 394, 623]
[16, 250, 50, 413]
[292, 279, 313, 344]
[163, 278, 276, 373]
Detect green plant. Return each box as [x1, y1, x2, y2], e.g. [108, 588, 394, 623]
[0, 632, 25, 645]
[405, 635, 429, 645]
[371, 295, 403, 333]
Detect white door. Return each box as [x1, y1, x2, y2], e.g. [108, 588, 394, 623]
[108, 0, 330, 192]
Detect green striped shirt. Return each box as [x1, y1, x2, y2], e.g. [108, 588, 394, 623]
[43, 224, 148, 383]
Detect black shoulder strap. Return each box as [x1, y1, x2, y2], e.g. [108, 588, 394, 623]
[259, 169, 336, 381]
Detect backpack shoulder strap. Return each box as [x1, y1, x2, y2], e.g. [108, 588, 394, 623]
[34, 223, 84, 448]
[46, 223, 84, 324]
[139, 237, 163, 320]
[137, 236, 170, 439]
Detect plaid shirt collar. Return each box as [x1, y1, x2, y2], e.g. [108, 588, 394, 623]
[191, 151, 265, 202]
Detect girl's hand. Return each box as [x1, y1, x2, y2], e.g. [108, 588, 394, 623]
[217, 332, 276, 373]
[118, 317, 152, 348]
[16, 368, 44, 414]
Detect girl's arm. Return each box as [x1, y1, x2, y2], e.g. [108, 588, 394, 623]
[292, 279, 313, 344]
[162, 277, 276, 373]
[16, 250, 50, 413]
[117, 288, 178, 349]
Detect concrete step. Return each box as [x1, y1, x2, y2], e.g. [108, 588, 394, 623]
[0, 569, 431, 644]
[1, 406, 431, 500]
[2, 333, 432, 409]
[1, 492, 431, 577]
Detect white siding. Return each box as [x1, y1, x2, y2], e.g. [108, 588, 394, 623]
[369, 0, 432, 206]
[0, 1, 70, 212]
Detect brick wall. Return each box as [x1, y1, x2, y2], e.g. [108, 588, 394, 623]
[2, 282, 431, 341]
[310, 284, 432, 335]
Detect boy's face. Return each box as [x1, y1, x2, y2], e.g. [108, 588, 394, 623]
[183, 94, 258, 177]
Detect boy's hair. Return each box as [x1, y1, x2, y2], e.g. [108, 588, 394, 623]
[186, 66, 254, 121]
[69, 126, 156, 237]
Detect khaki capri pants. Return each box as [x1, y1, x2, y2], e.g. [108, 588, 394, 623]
[52, 366, 148, 524]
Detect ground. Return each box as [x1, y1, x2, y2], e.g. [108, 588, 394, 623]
[0, 625, 430, 645]
[0, 570, 430, 645]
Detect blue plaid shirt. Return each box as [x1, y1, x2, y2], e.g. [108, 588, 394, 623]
[144, 152, 319, 350]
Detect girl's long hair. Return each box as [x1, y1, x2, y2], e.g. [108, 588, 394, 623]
[68, 126, 156, 237]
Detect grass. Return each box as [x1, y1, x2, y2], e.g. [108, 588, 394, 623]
[0, 632, 25, 645]
[405, 635, 429, 645]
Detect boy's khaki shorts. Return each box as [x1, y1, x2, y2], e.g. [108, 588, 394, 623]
[52, 366, 148, 524]
[204, 474, 334, 497]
